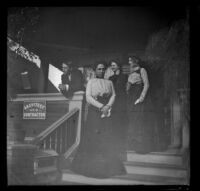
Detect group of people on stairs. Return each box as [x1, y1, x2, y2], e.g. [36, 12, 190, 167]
[59, 56, 158, 178]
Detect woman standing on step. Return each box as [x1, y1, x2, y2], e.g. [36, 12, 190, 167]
[71, 61, 126, 178]
[108, 59, 128, 161]
[126, 56, 157, 154]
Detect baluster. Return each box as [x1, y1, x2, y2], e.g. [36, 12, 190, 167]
[71, 116, 75, 147]
[51, 132, 56, 151]
[65, 120, 68, 150]
[67, 118, 71, 150]
[45, 135, 50, 149]
[70, 116, 74, 145]
[43, 140, 46, 150]
[65, 119, 68, 150]
[49, 135, 52, 149]
[55, 130, 57, 152]
[39, 140, 44, 150]
[56, 127, 61, 154]
[60, 126, 62, 153]
[62, 122, 66, 153]
[65, 120, 68, 151]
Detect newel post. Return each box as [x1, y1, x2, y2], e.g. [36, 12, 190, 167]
[68, 91, 85, 146]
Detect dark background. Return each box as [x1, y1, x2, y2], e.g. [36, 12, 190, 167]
[24, 6, 187, 53]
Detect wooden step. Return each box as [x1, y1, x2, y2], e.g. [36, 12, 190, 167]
[124, 163, 186, 178]
[59, 150, 188, 185]
[61, 170, 159, 185]
[126, 151, 183, 166]
[124, 161, 185, 170]
[113, 173, 187, 185]
[61, 170, 187, 185]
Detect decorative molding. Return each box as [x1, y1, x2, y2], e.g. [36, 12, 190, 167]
[12, 91, 85, 102]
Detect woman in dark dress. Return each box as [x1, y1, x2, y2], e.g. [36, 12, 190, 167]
[71, 61, 126, 178]
[126, 56, 157, 153]
[108, 60, 128, 160]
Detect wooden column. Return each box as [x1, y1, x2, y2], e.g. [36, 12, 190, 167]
[178, 89, 190, 150]
[168, 92, 182, 150]
[168, 89, 190, 153]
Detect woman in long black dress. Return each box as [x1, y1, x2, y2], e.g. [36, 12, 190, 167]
[71, 61, 126, 178]
[108, 60, 128, 160]
[126, 56, 156, 153]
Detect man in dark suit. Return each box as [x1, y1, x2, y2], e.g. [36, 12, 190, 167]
[58, 61, 84, 97]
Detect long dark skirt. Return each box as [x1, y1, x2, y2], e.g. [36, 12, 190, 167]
[71, 97, 126, 178]
[127, 84, 157, 153]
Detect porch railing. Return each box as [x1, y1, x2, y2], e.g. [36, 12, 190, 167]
[10, 92, 85, 159]
[33, 108, 80, 158]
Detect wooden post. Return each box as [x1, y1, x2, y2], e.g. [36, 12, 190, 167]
[178, 89, 190, 150]
[168, 93, 182, 151]
[168, 88, 190, 154]
[64, 91, 85, 158]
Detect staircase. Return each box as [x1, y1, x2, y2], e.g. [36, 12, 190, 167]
[60, 150, 189, 185]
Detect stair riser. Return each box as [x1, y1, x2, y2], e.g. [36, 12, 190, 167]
[127, 153, 182, 166]
[61, 171, 187, 185]
[125, 165, 186, 178]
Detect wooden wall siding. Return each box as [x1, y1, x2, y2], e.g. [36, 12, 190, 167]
[9, 100, 69, 139]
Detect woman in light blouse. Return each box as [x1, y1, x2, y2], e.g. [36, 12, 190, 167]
[71, 61, 126, 178]
[126, 56, 156, 154]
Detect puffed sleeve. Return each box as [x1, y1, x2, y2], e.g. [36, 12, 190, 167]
[107, 81, 116, 106]
[86, 80, 104, 109]
[140, 68, 149, 99]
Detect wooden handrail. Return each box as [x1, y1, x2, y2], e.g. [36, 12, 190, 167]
[33, 108, 79, 145]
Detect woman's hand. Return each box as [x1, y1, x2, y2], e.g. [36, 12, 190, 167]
[101, 105, 110, 116]
[58, 84, 66, 91]
[134, 97, 144, 105]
